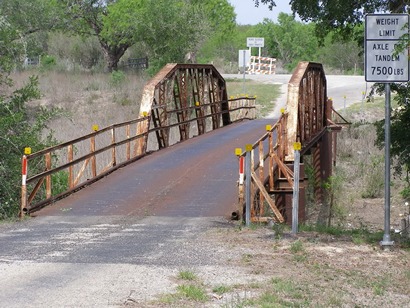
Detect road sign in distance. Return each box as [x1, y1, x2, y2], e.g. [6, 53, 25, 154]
[247, 37, 264, 48]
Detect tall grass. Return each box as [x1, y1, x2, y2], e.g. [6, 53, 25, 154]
[11, 70, 147, 144]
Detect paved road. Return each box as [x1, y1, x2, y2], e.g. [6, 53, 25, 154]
[223, 73, 373, 117]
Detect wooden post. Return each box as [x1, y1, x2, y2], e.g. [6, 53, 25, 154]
[68, 144, 74, 189]
[135, 115, 149, 156]
[258, 140, 264, 217]
[45, 152, 52, 199]
[126, 124, 130, 160]
[91, 134, 97, 178]
[268, 130, 274, 191]
[111, 127, 116, 167]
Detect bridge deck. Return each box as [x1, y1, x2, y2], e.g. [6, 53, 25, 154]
[35, 119, 273, 218]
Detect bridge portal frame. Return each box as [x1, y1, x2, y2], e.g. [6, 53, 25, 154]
[238, 62, 347, 224]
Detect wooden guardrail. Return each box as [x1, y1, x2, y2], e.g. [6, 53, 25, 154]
[237, 111, 289, 223]
[20, 116, 150, 216]
[20, 97, 256, 216]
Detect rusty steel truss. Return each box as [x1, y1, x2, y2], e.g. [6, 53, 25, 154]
[20, 64, 256, 216]
[135, 63, 253, 154]
[238, 62, 349, 224]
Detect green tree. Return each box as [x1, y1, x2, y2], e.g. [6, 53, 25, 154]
[193, 0, 236, 62]
[316, 27, 364, 74]
[55, 0, 142, 71]
[0, 0, 60, 59]
[0, 16, 55, 219]
[55, 0, 209, 72]
[374, 83, 410, 200]
[0, 0, 59, 35]
[253, 1, 408, 39]
[255, 13, 318, 71]
[132, 0, 207, 73]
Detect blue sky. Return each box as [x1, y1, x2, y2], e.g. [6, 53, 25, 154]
[228, 0, 292, 25]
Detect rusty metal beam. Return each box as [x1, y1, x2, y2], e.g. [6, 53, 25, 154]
[137, 64, 232, 150]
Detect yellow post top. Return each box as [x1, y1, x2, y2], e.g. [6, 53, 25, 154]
[195, 101, 200, 106]
[245, 144, 253, 152]
[280, 108, 285, 114]
[265, 124, 272, 131]
[293, 142, 302, 151]
[235, 148, 242, 156]
[92, 124, 99, 132]
[24, 147, 32, 155]
[142, 111, 149, 117]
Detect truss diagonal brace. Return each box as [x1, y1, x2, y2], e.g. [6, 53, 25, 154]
[271, 152, 294, 188]
[251, 171, 285, 223]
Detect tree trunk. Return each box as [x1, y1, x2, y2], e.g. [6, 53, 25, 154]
[101, 43, 129, 72]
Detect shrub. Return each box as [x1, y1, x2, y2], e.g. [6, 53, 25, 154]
[0, 76, 57, 219]
[110, 70, 126, 87]
[40, 55, 57, 71]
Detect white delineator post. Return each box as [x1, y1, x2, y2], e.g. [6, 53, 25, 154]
[245, 144, 253, 227]
[20, 155, 28, 218]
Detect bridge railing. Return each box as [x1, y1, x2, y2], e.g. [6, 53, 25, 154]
[237, 112, 289, 223]
[20, 97, 255, 216]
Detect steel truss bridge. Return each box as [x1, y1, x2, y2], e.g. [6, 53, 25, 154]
[20, 62, 348, 223]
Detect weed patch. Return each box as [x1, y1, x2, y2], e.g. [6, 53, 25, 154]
[178, 270, 197, 281]
[176, 284, 208, 302]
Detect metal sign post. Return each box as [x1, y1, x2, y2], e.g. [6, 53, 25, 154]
[238, 50, 250, 92]
[243, 50, 246, 92]
[292, 142, 301, 234]
[365, 13, 410, 249]
[382, 83, 393, 248]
